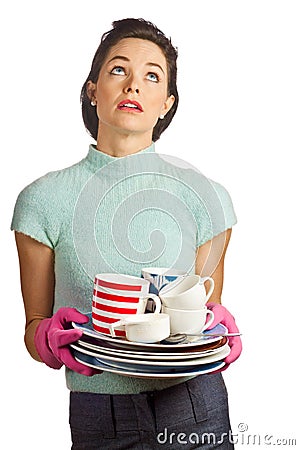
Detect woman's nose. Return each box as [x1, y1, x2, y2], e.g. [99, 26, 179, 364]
[124, 86, 139, 94]
[123, 76, 140, 94]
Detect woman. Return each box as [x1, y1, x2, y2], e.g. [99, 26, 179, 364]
[12, 18, 241, 449]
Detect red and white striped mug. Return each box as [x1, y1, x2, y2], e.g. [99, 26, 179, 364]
[92, 273, 161, 337]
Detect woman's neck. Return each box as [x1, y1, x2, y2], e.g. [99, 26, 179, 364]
[96, 126, 153, 158]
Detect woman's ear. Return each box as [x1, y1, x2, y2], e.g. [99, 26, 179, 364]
[86, 81, 97, 102]
[161, 94, 175, 117]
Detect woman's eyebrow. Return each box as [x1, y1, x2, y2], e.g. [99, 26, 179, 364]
[146, 62, 165, 74]
[107, 55, 165, 74]
[107, 55, 130, 64]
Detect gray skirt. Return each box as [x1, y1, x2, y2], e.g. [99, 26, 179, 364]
[69, 373, 234, 449]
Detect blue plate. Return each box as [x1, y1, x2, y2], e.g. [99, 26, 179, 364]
[73, 348, 225, 378]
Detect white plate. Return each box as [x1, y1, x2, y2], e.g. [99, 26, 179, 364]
[71, 343, 230, 368]
[77, 338, 228, 360]
[72, 313, 227, 350]
[73, 349, 225, 378]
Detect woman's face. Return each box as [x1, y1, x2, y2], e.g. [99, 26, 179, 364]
[88, 38, 175, 140]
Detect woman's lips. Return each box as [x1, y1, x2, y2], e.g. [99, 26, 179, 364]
[117, 99, 143, 112]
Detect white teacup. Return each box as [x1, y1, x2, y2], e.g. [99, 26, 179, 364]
[109, 313, 170, 343]
[162, 305, 214, 334]
[159, 275, 214, 310]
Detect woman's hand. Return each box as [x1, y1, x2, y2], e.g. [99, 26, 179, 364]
[34, 307, 99, 376]
[206, 302, 242, 368]
[14, 233, 100, 376]
[195, 230, 242, 371]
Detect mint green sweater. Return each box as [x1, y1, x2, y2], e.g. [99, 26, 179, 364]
[11, 143, 237, 394]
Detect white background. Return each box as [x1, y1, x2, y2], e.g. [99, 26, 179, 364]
[1, 1, 299, 448]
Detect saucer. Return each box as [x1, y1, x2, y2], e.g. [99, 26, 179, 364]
[72, 313, 227, 350]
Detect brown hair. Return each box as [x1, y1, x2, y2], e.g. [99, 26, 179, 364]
[81, 18, 179, 142]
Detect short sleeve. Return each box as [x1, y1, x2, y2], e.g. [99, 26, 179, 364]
[195, 179, 237, 247]
[11, 178, 59, 249]
[211, 180, 237, 229]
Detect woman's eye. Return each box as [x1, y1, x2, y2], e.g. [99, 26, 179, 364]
[111, 66, 125, 75]
[147, 72, 159, 82]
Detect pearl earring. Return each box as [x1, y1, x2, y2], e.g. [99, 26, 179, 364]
[159, 114, 165, 120]
[91, 100, 96, 106]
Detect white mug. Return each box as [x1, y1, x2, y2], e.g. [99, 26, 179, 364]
[162, 305, 214, 334]
[109, 313, 170, 343]
[159, 275, 214, 310]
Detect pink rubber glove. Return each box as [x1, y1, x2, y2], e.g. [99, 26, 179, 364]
[206, 303, 242, 369]
[34, 307, 99, 376]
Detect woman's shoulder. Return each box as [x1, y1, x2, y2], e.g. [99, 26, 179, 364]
[206, 177, 237, 229]
[207, 177, 234, 205]
[16, 157, 88, 200]
[11, 158, 89, 247]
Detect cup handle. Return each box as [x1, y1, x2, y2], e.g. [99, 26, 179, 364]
[109, 319, 124, 338]
[201, 310, 214, 331]
[146, 294, 162, 313]
[200, 276, 215, 301]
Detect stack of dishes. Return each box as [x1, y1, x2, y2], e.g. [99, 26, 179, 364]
[71, 314, 230, 378]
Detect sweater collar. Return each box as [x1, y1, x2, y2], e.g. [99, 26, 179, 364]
[85, 142, 156, 169]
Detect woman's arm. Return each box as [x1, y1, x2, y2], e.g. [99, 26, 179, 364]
[15, 232, 55, 361]
[195, 229, 232, 303]
[196, 229, 242, 366]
